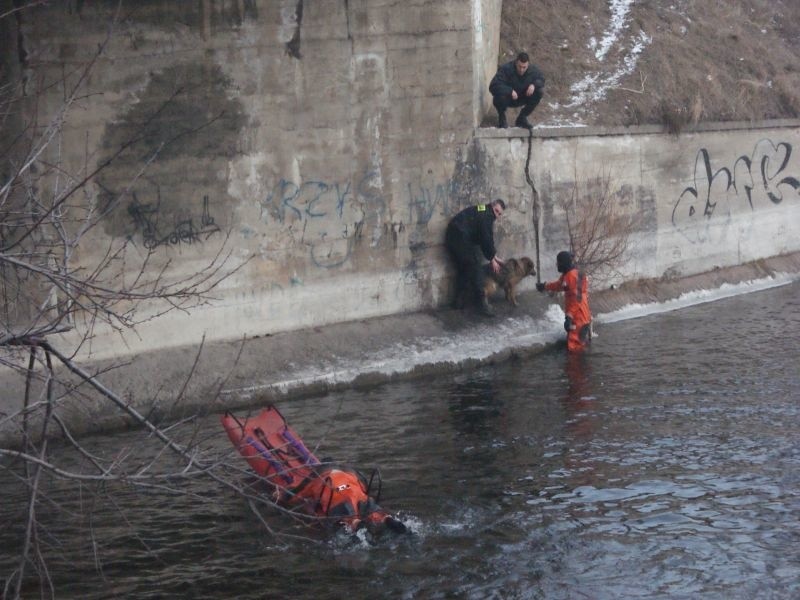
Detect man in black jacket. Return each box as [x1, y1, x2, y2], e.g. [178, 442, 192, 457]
[445, 199, 506, 317]
[489, 52, 545, 129]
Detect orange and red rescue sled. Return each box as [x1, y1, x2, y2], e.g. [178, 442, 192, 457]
[221, 405, 405, 534]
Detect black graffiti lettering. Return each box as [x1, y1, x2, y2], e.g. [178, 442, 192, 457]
[128, 192, 159, 242]
[201, 195, 216, 227]
[760, 143, 800, 204]
[672, 138, 798, 242]
[733, 156, 754, 209]
[129, 194, 220, 249]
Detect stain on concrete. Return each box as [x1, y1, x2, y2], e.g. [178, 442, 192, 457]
[285, 0, 303, 59]
[97, 62, 246, 245]
[450, 140, 491, 215]
[72, 0, 258, 29]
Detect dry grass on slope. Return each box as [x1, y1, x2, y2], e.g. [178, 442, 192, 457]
[499, 0, 800, 128]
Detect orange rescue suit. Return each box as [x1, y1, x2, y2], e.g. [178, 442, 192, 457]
[544, 268, 592, 352]
[282, 467, 389, 533]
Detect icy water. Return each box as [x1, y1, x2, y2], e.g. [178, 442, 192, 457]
[2, 281, 799, 599]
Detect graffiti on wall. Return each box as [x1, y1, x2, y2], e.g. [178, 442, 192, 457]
[99, 62, 245, 246]
[128, 194, 220, 250]
[672, 138, 799, 243]
[260, 169, 383, 268]
[259, 166, 473, 268]
[406, 179, 464, 225]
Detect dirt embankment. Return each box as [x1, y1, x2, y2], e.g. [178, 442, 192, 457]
[496, 0, 800, 129]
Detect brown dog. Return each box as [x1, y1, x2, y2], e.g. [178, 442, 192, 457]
[484, 256, 536, 306]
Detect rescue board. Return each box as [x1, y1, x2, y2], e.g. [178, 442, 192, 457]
[221, 405, 320, 490]
[222, 405, 406, 535]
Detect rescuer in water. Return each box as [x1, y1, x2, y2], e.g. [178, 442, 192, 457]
[536, 251, 592, 352]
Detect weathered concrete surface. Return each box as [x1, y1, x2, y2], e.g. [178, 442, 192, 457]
[8, 2, 800, 365]
[8, 0, 503, 361]
[2, 251, 798, 446]
[3, 3, 800, 446]
[476, 119, 800, 284]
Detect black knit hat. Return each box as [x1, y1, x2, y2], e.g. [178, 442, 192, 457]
[556, 251, 574, 273]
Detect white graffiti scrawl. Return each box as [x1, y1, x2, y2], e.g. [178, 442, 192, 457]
[672, 138, 800, 244]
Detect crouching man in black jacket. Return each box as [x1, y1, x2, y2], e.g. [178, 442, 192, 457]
[445, 199, 506, 317]
[489, 52, 545, 129]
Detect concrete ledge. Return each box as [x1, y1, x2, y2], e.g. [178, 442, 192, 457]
[474, 118, 800, 140]
[3, 251, 799, 447]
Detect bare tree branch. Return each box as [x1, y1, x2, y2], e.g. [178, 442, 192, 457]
[554, 168, 640, 283]
[0, 6, 270, 595]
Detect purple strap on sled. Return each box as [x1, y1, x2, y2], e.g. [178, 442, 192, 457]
[245, 433, 293, 485]
[281, 427, 320, 467]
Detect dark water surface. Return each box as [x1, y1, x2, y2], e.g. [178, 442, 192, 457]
[2, 282, 799, 599]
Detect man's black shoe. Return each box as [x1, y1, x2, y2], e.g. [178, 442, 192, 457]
[515, 115, 532, 129]
[497, 112, 508, 129]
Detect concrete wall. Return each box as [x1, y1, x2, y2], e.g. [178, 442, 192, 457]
[8, 0, 502, 360]
[6, 2, 800, 364]
[476, 121, 800, 285]
[473, 0, 502, 126]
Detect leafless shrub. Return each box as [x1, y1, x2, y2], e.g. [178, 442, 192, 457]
[659, 100, 690, 135]
[554, 169, 641, 284]
[774, 72, 800, 117]
[0, 5, 267, 597]
[690, 95, 704, 125]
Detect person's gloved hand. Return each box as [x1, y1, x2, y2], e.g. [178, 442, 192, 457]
[564, 316, 574, 332]
[535, 283, 545, 292]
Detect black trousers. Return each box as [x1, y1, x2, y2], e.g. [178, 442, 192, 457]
[492, 88, 543, 117]
[445, 224, 485, 306]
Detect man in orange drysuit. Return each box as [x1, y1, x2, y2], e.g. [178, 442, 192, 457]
[536, 251, 592, 352]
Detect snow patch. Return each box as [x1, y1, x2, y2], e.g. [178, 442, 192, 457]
[565, 30, 651, 109]
[596, 274, 796, 324]
[538, 0, 652, 127]
[593, 0, 635, 62]
[224, 275, 798, 402]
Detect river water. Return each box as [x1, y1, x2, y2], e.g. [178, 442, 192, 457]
[1, 281, 799, 599]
